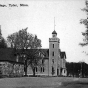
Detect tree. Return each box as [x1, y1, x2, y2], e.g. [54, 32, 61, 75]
[80, 0, 88, 46]
[27, 49, 43, 76]
[7, 28, 41, 49]
[66, 62, 88, 77]
[7, 27, 42, 76]
[7, 27, 30, 49]
[0, 28, 7, 48]
[0, 38, 7, 48]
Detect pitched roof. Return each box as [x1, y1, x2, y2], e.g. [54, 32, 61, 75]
[15, 48, 49, 59]
[0, 48, 66, 63]
[0, 48, 24, 64]
[0, 48, 15, 62]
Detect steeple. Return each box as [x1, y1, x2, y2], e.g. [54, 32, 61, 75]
[52, 17, 57, 37]
[52, 30, 57, 35]
[54, 17, 56, 31]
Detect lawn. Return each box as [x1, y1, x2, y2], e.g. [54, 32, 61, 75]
[0, 77, 88, 88]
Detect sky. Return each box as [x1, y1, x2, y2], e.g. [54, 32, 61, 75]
[0, 0, 88, 63]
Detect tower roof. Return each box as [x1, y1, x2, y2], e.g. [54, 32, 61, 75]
[52, 30, 57, 34]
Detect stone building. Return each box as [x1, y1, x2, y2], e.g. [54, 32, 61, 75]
[0, 30, 67, 76]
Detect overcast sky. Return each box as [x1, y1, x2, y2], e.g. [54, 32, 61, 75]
[0, 0, 88, 63]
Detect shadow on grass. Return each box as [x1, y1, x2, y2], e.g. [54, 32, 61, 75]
[60, 81, 88, 88]
[14, 82, 88, 88]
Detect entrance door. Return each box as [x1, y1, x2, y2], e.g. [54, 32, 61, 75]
[57, 69, 59, 76]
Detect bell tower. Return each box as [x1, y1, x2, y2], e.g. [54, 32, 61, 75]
[49, 30, 60, 76]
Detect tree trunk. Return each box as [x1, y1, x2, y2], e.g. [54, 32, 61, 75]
[24, 65, 27, 76]
[24, 59, 27, 76]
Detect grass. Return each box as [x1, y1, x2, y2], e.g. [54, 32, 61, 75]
[61, 81, 88, 88]
[0, 77, 88, 88]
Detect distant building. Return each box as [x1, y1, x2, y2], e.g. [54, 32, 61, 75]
[0, 30, 67, 76]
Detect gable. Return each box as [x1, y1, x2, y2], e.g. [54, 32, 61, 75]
[60, 52, 66, 59]
[39, 49, 49, 59]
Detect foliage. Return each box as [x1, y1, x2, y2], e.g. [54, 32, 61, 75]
[66, 62, 88, 77]
[0, 29, 7, 48]
[80, 0, 88, 46]
[7, 27, 41, 49]
[0, 38, 7, 48]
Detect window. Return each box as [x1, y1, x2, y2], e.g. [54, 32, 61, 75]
[41, 67, 42, 72]
[53, 44, 54, 48]
[52, 59, 54, 64]
[35, 67, 37, 72]
[42, 60, 44, 64]
[52, 51, 54, 56]
[43, 67, 44, 72]
[64, 70, 65, 73]
[41, 67, 44, 72]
